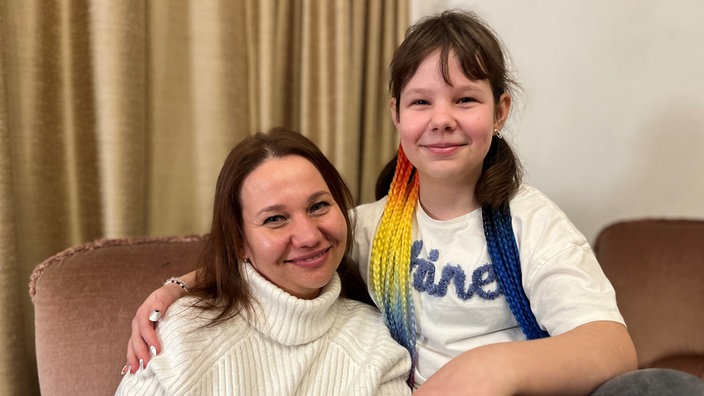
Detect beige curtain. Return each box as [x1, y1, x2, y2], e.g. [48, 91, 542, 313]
[0, 0, 408, 394]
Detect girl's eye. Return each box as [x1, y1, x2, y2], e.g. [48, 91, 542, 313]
[457, 97, 476, 104]
[310, 201, 332, 214]
[411, 99, 429, 106]
[263, 215, 287, 226]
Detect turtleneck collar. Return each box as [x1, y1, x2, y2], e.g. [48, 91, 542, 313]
[243, 262, 341, 346]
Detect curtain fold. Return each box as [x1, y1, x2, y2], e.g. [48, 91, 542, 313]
[92, 0, 149, 237]
[1, 3, 34, 393]
[0, 1, 407, 393]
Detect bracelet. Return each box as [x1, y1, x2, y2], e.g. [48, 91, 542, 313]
[164, 277, 189, 293]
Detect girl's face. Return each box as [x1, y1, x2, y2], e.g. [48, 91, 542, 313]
[239, 155, 347, 299]
[391, 50, 510, 186]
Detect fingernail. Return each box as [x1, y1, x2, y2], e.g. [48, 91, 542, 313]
[149, 310, 161, 322]
[149, 345, 157, 357]
[121, 364, 129, 375]
[139, 358, 144, 371]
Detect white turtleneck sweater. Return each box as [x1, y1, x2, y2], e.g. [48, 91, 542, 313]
[115, 264, 412, 396]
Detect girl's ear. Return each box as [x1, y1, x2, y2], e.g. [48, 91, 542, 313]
[390, 98, 400, 129]
[494, 93, 512, 130]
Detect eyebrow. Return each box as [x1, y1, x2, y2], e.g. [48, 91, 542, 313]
[254, 190, 333, 217]
[404, 83, 484, 96]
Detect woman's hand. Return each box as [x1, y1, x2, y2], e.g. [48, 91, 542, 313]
[123, 281, 189, 374]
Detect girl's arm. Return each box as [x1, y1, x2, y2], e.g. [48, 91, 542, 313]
[124, 270, 196, 373]
[415, 320, 636, 396]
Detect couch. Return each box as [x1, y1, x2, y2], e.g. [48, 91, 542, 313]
[594, 218, 704, 379]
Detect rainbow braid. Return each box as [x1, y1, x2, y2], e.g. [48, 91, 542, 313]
[482, 206, 549, 339]
[369, 146, 419, 382]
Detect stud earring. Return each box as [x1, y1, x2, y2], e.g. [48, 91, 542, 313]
[493, 128, 503, 139]
[242, 257, 251, 264]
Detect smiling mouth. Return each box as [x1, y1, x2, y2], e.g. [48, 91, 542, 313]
[423, 143, 466, 154]
[284, 247, 331, 265]
[424, 142, 466, 148]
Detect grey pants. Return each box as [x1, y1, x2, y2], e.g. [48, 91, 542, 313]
[591, 368, 704, 396]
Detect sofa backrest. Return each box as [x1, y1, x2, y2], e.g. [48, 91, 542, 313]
[30, 235, 204, 395]
[594, 219, 704, 378]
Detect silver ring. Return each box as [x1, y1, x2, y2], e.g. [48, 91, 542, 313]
[148, 309, 161, 322]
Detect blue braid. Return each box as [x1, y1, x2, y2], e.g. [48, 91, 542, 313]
[482, 206, 549, 339]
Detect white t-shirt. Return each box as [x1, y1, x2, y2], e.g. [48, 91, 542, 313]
[352, 185, 624, 385]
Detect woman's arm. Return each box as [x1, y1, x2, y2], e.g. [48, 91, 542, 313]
[415, 321, 637, 396]
[124, 270, 196, 373]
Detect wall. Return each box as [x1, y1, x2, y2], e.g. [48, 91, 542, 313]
[411, 0, 704, 242]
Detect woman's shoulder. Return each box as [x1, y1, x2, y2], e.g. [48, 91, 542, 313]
[147, 298, 250, 383]
[332, 299, 394, 344]
[157, 297, 248, 349]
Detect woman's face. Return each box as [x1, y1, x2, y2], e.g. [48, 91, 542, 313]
[239, 155, 347, 299]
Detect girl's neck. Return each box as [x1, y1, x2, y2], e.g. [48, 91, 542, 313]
[417, 176, 479, 221]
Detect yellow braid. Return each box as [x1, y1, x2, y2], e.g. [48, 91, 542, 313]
[369, 146, 419, 362]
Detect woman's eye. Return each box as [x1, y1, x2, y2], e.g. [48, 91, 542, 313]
[310, 201, 332, 214]
[263, 215, 286, 225]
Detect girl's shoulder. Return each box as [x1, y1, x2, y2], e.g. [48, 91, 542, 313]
[510, 184, 569, 219]
[351, 197, 388, 238]
[510, 184, 590, 251]
[353, 196, 388, 219]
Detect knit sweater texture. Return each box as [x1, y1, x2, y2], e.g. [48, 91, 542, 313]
[115, 263, 412, 395]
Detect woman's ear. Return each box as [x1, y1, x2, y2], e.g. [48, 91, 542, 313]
[239, 242, 251, 263]
[494, 93, 511, 130]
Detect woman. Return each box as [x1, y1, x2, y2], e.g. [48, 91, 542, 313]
[115, 128, 411, 395]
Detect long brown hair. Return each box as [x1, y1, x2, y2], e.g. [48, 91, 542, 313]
[191, 127, 372, 326]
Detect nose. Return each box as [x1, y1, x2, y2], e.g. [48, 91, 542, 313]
[290, 216, 323, 247]
[430, 102, 456, 132]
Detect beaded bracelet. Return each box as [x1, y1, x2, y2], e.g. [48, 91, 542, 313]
[164, 277, 189, 293]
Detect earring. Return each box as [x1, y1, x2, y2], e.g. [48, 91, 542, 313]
[242, 257, 251, 264]
[493, 128, 503, 139]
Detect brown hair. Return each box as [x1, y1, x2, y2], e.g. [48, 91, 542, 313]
[191, 127, 372, 326]
[387, 10, 523, 209]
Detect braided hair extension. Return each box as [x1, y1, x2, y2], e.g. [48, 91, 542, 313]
[370, 146, 549, 384]
[368, 147, 419, 384]
[482, 205, 549, 339]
